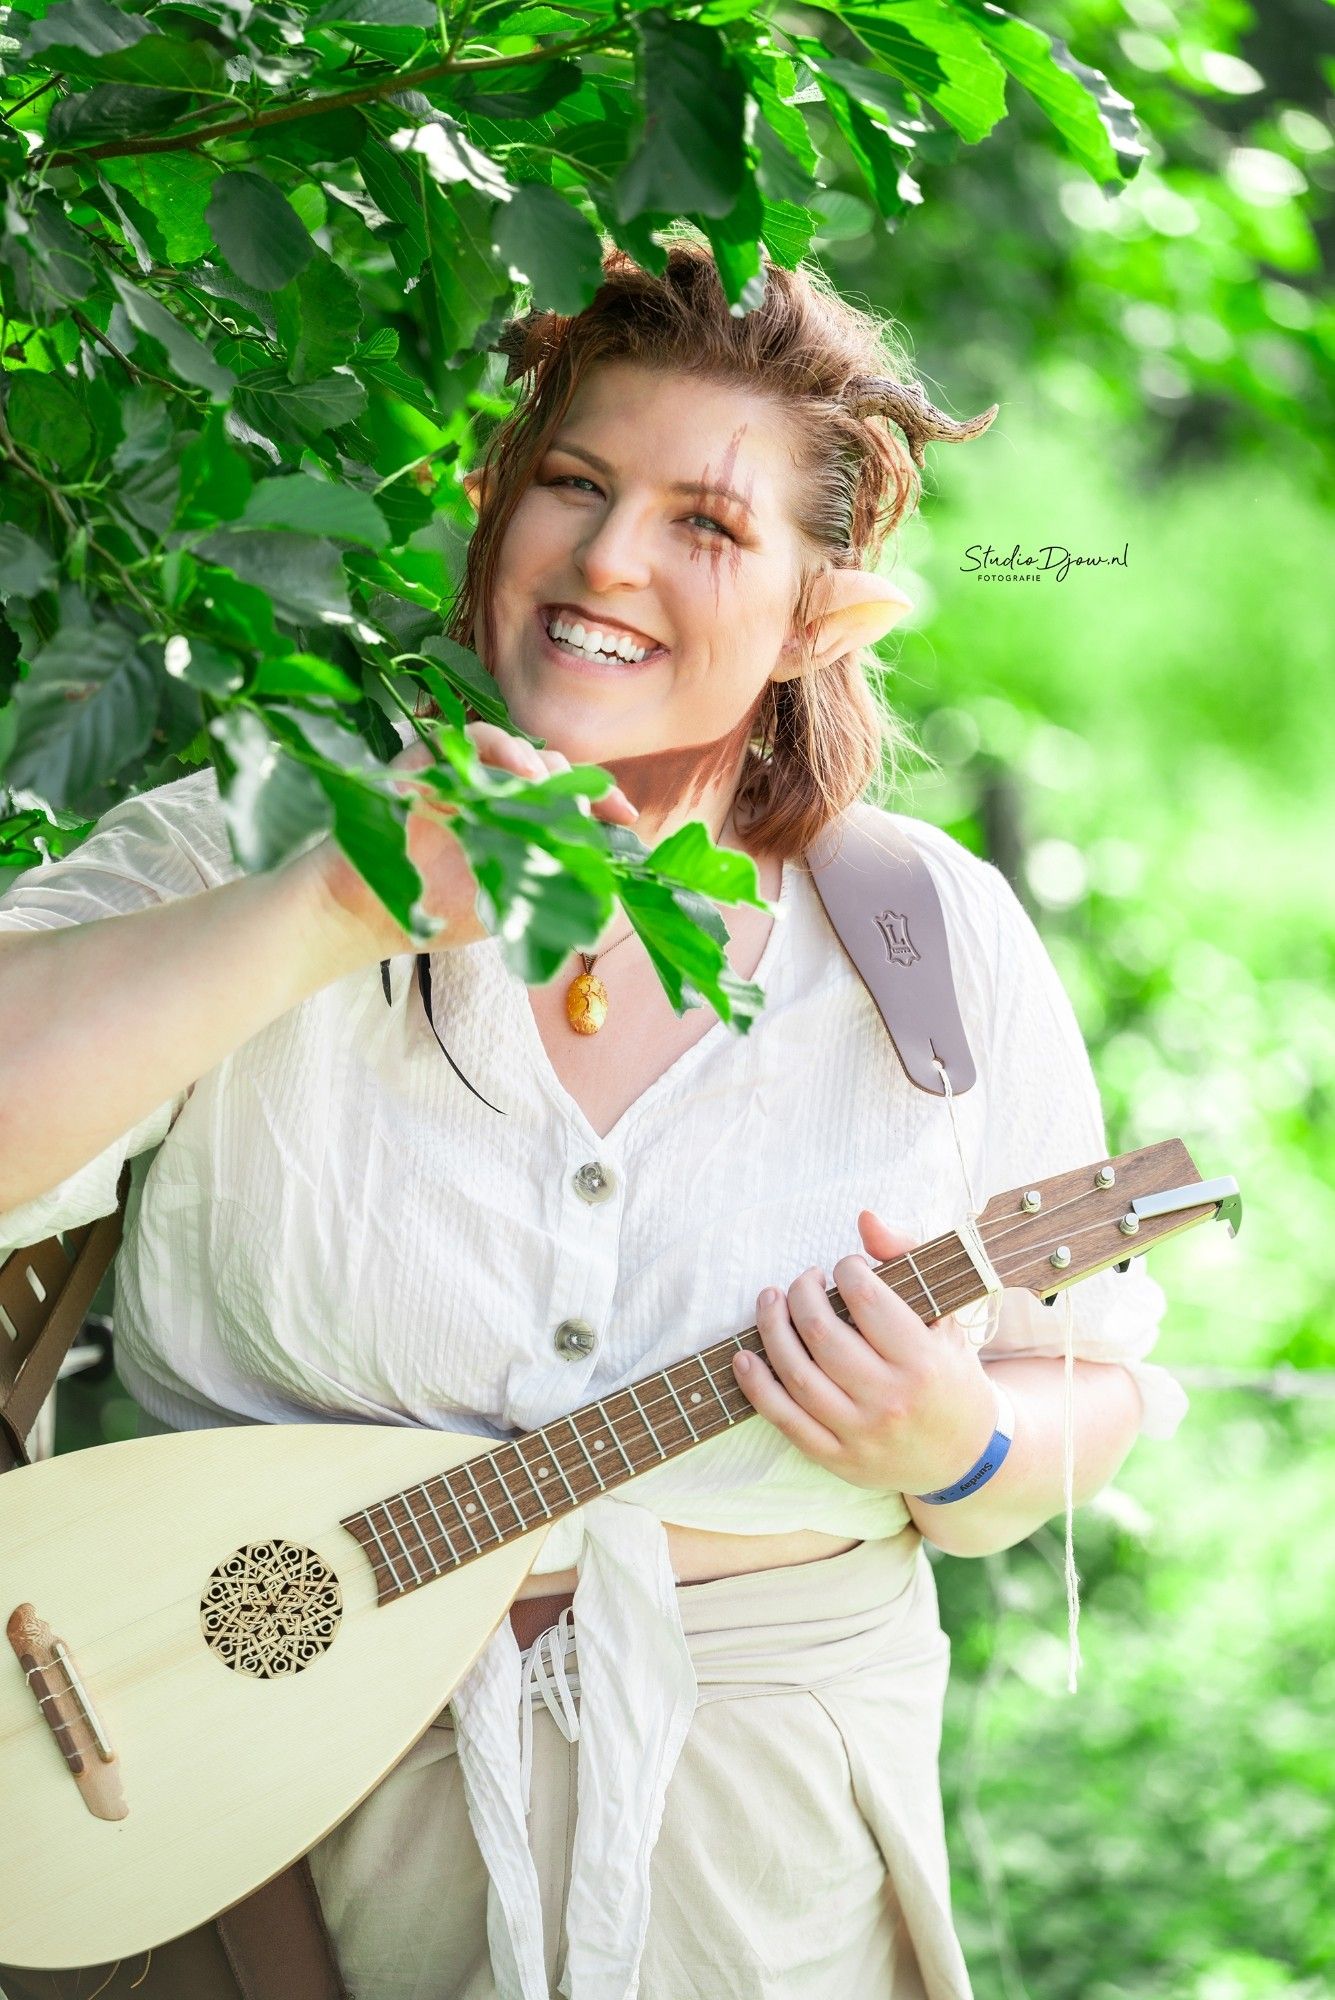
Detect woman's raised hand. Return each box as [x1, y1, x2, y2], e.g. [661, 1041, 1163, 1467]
[309, 721, 640, 963]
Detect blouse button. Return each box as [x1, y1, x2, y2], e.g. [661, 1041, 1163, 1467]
[572, 1161, 616, 1205]
[553, 1318, 599, 1360]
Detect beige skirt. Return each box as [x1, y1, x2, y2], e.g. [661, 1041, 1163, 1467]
[307, 1530, 974, 2000]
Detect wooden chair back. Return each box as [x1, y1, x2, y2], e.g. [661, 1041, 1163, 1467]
[0, 1162, 130, 1468]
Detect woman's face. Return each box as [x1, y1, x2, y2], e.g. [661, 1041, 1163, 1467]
[480, 360, 810, 769]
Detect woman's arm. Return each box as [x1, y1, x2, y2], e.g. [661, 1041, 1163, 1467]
[904, 1356, 1144, 1558]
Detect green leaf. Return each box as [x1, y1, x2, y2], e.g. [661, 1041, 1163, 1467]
[205, 171, 315, 293]
[109, 272, 236, 396]
[702, 174, 767, 311]
[828, 3, 1008, 147]
[241, 475, 389, 548]
[193, 529, 352, 624]
[6, 372, 92, 469]
[19, 0, 153, 64]
[0, 527, 57, 600]
[757, 197, 816, 269]
[47, 83, 194, 147]
[451, 58, 584, 122]
[207, 706, 336, 873]
[175, 407, 253, 527]
[491, 183, 604, 314]
[425, 182, 509, 367]
[615, 10, 747, 223]
[116, 454, 181, 536]
[238, 369, 369, 438]
[348, 347, 440, 420]
[388, 117, 513, 202]
[250, 651, 365, 701]
[311, 0, 435, 20]
[417, 633, 508, 723]
[100, 154, 220, 263]
[274, 248, 363, 382]
[356, 142, 429, 279]
[952, 0, 1147, 188]
[3, 192, 97, 321]
[7, 618, 159, 809]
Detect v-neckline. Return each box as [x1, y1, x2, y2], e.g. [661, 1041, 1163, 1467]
[506, 859, 794, 1153]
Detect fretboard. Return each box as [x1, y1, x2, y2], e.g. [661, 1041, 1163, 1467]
[340, 1226, 986, 1604]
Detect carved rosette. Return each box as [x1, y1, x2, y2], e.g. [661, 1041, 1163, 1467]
[201, 1540, 342, 1679]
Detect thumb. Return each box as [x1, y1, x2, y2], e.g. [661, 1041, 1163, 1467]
[856, 1209, 920, 1262]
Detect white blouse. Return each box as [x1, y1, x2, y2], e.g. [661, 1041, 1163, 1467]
[0, 754, 1187, 2000]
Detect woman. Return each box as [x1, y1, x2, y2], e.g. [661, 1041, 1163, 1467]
[0, 239, 1186, 1999]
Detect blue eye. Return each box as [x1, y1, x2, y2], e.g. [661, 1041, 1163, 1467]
[545, 475, 735, 542]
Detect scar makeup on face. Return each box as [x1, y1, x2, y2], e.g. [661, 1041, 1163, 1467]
[688, 425, 752, 610]
[599, 693, 766, 823]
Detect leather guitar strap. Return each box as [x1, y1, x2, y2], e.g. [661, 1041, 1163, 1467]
[0, 801, 972, 1999]
[806, 800, 977, 1096]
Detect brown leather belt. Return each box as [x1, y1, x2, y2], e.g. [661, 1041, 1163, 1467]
[509, 1589, 576, 1653]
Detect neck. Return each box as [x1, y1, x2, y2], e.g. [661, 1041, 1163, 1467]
[599, 696, 765, 857]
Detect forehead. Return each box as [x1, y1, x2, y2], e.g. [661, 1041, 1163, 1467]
[552, 360, 797, 513]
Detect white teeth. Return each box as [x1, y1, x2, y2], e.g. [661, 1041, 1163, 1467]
[545, 613, 653, 664]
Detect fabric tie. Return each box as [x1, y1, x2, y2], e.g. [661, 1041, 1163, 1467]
[448, 1495, 698, 2000]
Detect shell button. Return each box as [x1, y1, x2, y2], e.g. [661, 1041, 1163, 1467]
[572, 1161, 617, 1205]
[553, 1318, 599, 1360]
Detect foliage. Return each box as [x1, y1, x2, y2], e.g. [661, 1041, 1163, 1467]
[0, 0, 1157, 1015]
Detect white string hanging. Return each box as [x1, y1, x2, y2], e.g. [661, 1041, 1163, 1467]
[933, 1058, 1082, 1695]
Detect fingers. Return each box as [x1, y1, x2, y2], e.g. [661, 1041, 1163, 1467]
[468, 725, 639, 823]
[732, 1270, 864, 1459]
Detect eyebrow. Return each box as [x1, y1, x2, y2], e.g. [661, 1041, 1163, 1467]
[548, 437, 756, 520]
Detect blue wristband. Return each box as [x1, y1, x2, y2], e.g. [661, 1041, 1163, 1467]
[912, 1379, 1016, 1505]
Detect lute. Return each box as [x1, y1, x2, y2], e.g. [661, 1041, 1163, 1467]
[0, 1136, 1239, 1971]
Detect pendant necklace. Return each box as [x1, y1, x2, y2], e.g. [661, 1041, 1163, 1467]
[565, 806, 736, 1036]
[564, 930, 636, 1036]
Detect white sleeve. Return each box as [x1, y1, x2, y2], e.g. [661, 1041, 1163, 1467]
[0, 768, 237, 1257]
[968, 861, 1189, 1444]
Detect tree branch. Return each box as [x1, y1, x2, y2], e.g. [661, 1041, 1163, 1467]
[43, 22, 628, 169]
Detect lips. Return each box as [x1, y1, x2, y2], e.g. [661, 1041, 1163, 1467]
[540, 603, 666, 653]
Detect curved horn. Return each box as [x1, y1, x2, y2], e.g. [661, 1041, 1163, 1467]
[490, 310, 562, 387]
[842, 376, 999, 468]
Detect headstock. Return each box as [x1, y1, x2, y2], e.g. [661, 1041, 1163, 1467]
[974, 1139, 1241, 1300]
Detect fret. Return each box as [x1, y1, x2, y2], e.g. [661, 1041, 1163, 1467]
[532, 1432, 580, 1507]
[695, 1354, 736, 1424]
[903, 1250, 940, 1320]
[399, 1489, 444, 1576]
[564, 1415, 607, 1493]
[356, 1508, 408, 1594]
[442, 1475, 484, 1556]
[384, 1500, 426, 1585]
[507, 1441, 554, 1520]
[460, 1461, 503, 1547]
[487, 1453, 532, 1534]
[627, 1384, 667, 1461]
[592, 1400, 636, 1477]
[417, 1481, 463, 1567]
[663, 1373, 700, 1444]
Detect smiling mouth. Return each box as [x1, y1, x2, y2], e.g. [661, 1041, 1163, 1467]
[537, 606, 667, 667]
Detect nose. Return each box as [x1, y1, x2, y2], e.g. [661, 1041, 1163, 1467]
[574, 500, 654, 595]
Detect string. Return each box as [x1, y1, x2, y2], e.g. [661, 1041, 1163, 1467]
[932, 1056, 1001, 1351]
[363, 1213, 1122, 1587]
[1062, 1287, 1083, 1693]
[932, 1055, 1083, 1699]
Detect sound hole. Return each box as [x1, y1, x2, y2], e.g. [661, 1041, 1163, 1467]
[201, 1540, 343, 1679]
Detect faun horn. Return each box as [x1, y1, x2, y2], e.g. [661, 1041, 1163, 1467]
[842, 376, 999, 468]
[491, 310, 562, 387]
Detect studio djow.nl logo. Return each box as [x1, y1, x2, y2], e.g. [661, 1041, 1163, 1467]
[961, 541, 1129, 583]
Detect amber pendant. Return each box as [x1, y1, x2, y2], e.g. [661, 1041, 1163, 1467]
[566, 969, 608, 1036]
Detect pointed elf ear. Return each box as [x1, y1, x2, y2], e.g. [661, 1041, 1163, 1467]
[771, 568, 913, 683]
[462, 467, 487, 513]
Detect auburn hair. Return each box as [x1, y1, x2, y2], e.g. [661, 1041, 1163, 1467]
[417, 227, 994, 862]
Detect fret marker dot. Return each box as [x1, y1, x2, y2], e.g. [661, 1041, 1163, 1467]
[690, 1392, 702, 1404]
[538, 1465, 550, 1478]
[594, 1439, 605, 1450]
[465, 1502, 477, 1514]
